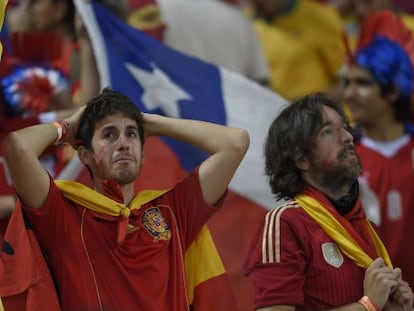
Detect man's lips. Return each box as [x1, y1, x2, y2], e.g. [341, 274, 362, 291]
[113, 156, 134, 163]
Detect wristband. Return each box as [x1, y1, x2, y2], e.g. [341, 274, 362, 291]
[52, 121, 70, 145]
[358, 296, 379, 311]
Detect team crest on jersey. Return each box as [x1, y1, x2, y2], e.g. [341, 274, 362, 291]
[321, 243, 343, 268]
[141, 207, 172, 242]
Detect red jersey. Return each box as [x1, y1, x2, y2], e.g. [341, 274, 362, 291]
[244, 200, 367, 310]
[23, 169, 222, 311]
[356, 134, 414, 290]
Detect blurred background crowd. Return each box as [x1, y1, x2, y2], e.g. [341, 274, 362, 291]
[1, 0, 414, 310]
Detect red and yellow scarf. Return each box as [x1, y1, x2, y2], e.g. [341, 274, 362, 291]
[55, 180, 228, 307]
[295, 186, 391, 268]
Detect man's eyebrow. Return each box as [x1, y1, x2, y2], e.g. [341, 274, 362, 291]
[320, 120, 332, 128]
[101, 125, 116, 131]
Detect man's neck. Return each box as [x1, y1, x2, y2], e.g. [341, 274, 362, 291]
[122, 185, 136, 206]
[95, 179, 136, 205]
[325, 181, 359, 215]
[306, 178, 352, 201]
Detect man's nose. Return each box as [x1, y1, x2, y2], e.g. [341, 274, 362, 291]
[117, 134, 129, 149]
[342, 127, 353, 143]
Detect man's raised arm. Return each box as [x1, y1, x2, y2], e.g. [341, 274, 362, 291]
[2, 107, 85, 208]
[143, 113, 250, 205]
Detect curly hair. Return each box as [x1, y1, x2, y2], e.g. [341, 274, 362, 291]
[264, 93, 349, 200]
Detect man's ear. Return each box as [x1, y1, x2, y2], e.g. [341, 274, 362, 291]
[295, 156, 309, 171]
[77, 146, 93, 166]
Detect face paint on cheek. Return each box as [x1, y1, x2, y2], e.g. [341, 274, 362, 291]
[318, 149, 338, 170]
[93, 142, 112, 169]
[318, 158, 334, 170]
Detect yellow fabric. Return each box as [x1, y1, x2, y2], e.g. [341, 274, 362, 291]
[251, 0, 345, 100]
[0, 0, 8, 61]
[401, 13, 414, 36]
[184, 225, 226, 304]
[55, 180, 226, 305]
[127, 4, 163, 30]
[0, 297, 4, 311]
[295, 194, 392, 268]
[55, 180, 167, 216]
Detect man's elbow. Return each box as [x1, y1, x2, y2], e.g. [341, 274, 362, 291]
[2, 131, 25, 162]
[232, 129, 250, 157]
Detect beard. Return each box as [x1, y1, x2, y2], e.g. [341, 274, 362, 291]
[307, 145, 361, 194]
[113, 167, 140, 185]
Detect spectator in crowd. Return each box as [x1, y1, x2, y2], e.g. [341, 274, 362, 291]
[328, 0, 414, 50]
[244, 92, 413, 310]
[247, 0, 345, 100]
[343, 10, 414, 292]
[0, 0, 79, 217]
[2, 87, 249, 310]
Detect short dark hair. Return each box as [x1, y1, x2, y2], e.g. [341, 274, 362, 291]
[76, 88, 145, 150]
[264, 93, 350, 200]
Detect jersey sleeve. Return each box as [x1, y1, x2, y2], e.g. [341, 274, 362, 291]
[160, 167, 226, 249]
[244, 206, 307, 309]
[20, 175, 71, 252]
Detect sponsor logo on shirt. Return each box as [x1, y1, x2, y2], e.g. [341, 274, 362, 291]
[321, 242, 344, 268]
[141, 207, 172, 241]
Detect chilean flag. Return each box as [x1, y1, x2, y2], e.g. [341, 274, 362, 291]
[72, 1, 288, 310]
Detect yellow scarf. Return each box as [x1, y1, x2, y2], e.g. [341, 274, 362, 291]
[55, 180, 226, 305]
[55, 180, 167, 215]
[295, 194, 392, 268]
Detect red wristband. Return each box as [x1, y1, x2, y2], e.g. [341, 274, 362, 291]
[358, 296, 380, 311]
[52, 121, 70, 145]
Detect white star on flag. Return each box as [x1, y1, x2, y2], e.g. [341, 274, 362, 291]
[124, 62, 192, 118]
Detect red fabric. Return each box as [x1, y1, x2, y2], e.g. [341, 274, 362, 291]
[244, 193, 368, 309]
[3, 32, 67, 75]
[101, 179, 124, 203]
[356, 137, 414, 291]
[302, 185, 379, 260]
[35, 137, 262, 311]
[357, 11, 414, 67]
[208, 192, 266, 311]
[137, 137, 264, 311]
[0, 33, 77, 196]
[191, 273, 237, 310]
[23, 170, 219, 311]
[0, 203, 61, 311]
[1, 293, 26, 311]
[393, 0, 414, 14]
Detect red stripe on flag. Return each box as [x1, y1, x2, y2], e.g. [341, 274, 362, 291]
[209, 191, 267, 311]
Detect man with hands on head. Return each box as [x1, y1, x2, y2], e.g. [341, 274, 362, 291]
[2, 88, 250, 311]
[244, 93, 413, 311]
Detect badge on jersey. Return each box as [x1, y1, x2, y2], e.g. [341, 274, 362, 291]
[141, 207, 172, 241]
[321, 243, 344, 268]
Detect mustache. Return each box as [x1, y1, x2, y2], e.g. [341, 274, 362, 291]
[338, 145, 356, 159]
[113, 152, 135, 162]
